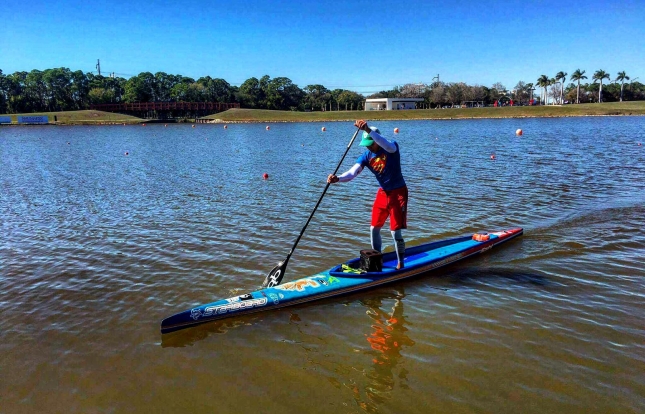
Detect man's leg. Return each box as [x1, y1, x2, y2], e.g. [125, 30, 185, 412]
[389, 186, 408, 270]
[391, 229, 405, 269]
[371, 189, 389, 252]
[371, 226, 382, 252]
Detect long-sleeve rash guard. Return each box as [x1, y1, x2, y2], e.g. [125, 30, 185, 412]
[338, 130, 405, 191]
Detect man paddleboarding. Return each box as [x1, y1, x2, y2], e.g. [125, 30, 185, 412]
[327, 120, 408, 269]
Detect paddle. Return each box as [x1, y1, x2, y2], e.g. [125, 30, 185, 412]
[262, 126, 362, 288]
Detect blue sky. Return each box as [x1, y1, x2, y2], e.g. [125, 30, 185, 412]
[2, 0, 643, 94]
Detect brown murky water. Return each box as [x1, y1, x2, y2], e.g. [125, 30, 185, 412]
[1, 118, 644, 413]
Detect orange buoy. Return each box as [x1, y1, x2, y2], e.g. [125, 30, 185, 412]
[516, 129, 523, 136]
[263, 173, 269, 180]
[394, 128, 399, 133]
[322, 127, 326, 131]
[266, 126, 270, 130]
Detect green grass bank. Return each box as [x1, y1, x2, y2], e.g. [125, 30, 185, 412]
[208, 101, 645, 123]
[3, 101, 644, 125]
[0, 110, 144, 125]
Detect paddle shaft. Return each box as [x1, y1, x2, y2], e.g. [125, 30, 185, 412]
[281, 127, 362, 269]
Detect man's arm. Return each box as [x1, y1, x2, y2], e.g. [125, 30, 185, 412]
[355, 119, 397, 153]
[327, 163, 363, 183]
[369, 130, 397, 153]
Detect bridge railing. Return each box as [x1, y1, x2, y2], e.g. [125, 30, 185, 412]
[90, 102, 240, 111]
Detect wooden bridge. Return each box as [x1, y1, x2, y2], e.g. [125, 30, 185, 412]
[90, 101, 240, 119]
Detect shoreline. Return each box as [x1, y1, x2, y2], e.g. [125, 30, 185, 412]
[207, 113, 644, 124]
[2, 102, 645, 125]
[1, 113, 642, 126]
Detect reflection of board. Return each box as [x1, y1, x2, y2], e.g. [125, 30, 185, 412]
[161, 228, 523, 333]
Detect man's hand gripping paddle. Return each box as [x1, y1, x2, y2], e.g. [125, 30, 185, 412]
[262, 126, 362, 288]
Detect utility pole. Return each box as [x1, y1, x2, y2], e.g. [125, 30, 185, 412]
[432, 74, 439, 84]
[96, 59, 101, 76]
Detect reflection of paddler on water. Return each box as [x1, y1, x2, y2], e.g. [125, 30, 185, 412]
[351, 290, 415, 411]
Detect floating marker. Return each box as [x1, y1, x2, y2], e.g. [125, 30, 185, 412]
[224, 125, 228, 129]
[263, 173, 269, 180]
[125, 151, 129, 156]
[394, 128, 399, 133]
[192, 125, 195, 128]
[516, 129, 523, 136]
[266, 126, 270, 130]
[164, 124, 167, 127]
[322, 127, 326, 131]
[142, 123, 146, 126]
[491, 154, 496, 160]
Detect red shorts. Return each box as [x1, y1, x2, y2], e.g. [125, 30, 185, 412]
[371, 186, 408, 231]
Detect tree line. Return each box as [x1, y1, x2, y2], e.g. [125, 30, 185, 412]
[0, 67, 642, 114]
[0, 69, 365, 114]
[533, 69, 637, 105]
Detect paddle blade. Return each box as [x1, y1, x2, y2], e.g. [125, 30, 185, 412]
[262, 262, 285, 288]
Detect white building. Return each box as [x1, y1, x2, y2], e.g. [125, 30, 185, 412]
[365, 98, 424, 111]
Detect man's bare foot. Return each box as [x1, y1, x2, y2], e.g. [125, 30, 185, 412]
[396, 262, 404, 270]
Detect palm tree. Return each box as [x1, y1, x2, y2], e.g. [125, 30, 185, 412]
[570, 69, 587, 104]
[526, 82, 534, 104]
[593, 70, 610, 103]
[556, 71, 567, 104]
[615, 71, 630, 102]
[537, 75, 549, 105]
[549, 78, 557, 104]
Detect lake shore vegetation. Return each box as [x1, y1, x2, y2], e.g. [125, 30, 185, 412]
[1, 67, 643, 125]
[2, 102, 644, 125]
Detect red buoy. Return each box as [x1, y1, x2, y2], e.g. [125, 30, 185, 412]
[394, 128, 399, 133]
[322, 127, 326, 131]
[224, 125, 228, 129]
[266, 126, 270, 130]
[516, 129, 523, 136]
[491, 154, 496, 160]
[263, 173, 269, 180]
[125, 151, 129, 156]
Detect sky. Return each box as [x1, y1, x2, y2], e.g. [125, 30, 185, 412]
[2, 0, 643, 94]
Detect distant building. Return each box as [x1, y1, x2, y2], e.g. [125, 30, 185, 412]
[365, 98, 424, 111]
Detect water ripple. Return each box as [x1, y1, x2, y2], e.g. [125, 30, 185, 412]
[1, 118, 644, 413]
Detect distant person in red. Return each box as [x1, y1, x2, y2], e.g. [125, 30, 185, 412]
[327, 120, 408, 270]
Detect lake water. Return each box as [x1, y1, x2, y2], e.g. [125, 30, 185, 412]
[1, 117, 644, 414]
